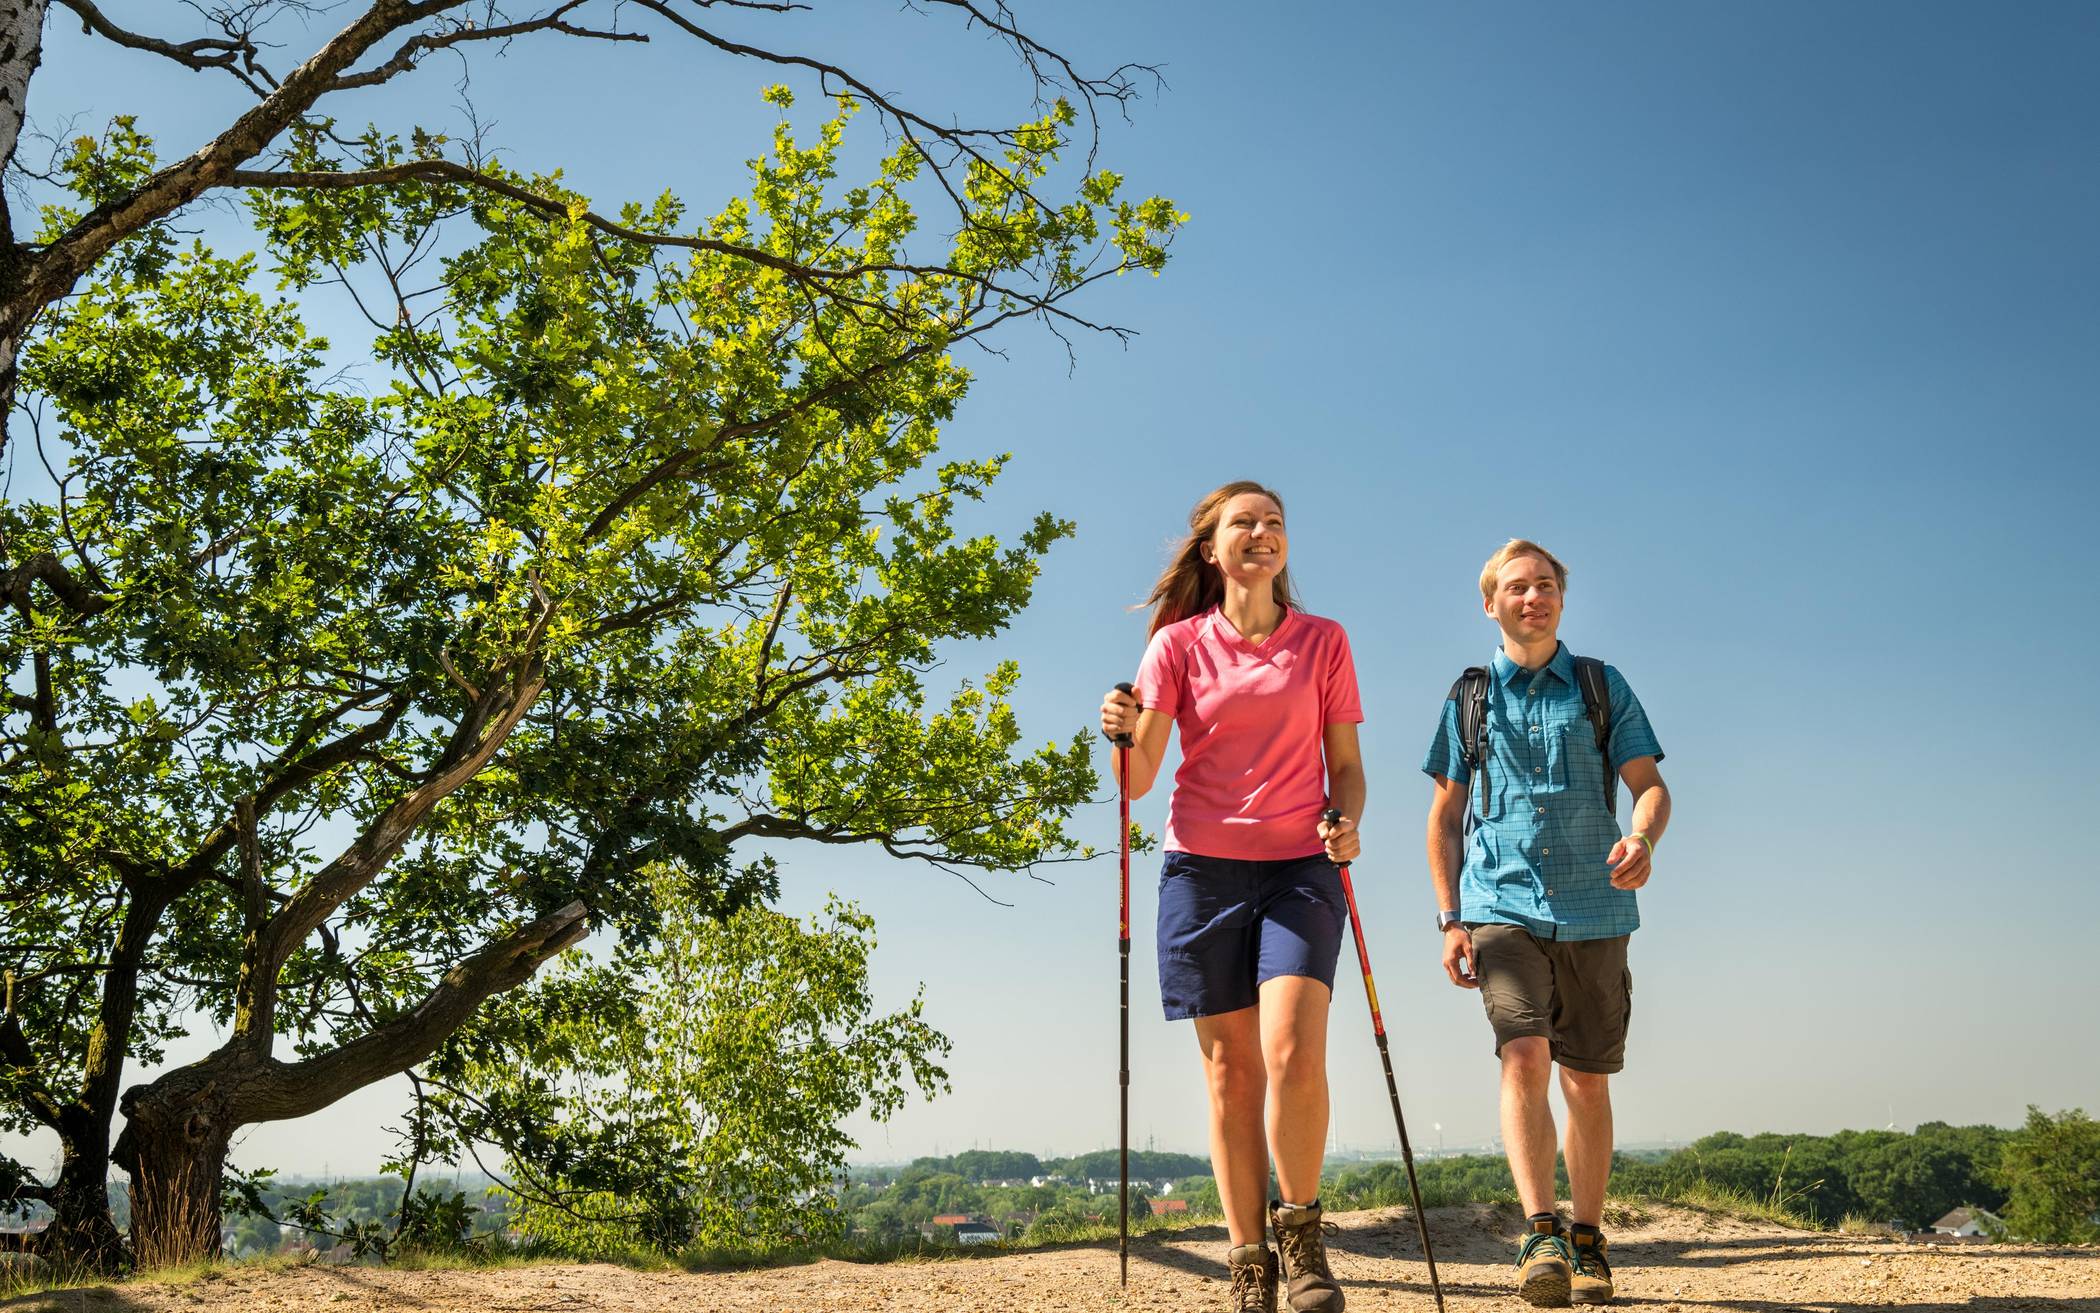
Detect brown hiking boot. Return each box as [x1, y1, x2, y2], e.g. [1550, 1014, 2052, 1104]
[1270, 1201, 1345, 1312]
[1569, 1230, 1614, 1304]
[1515, 1217, 1574, 1307]
[1226, 1243, 1278, 1313]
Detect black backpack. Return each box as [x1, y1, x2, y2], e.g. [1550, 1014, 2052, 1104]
[1449, 655, 1613, 826]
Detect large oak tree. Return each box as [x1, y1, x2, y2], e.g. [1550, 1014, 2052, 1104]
[0, 1, 1176, 1267]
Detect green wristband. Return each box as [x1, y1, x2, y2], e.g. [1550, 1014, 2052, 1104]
[1629, 832, 1653, 854]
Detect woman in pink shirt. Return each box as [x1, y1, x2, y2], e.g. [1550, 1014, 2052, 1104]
[1098, 480, 1365, 1313]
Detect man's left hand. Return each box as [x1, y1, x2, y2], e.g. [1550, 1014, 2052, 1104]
[1606, 833, 1652, 890]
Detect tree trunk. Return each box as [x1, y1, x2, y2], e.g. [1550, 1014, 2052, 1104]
[112, 1075, 236, 1268]
[39, 1118, 125, 1270]
[106, 900, 587, 1266]
[0, 0, 46, 172]
[0, 0, 42, 443]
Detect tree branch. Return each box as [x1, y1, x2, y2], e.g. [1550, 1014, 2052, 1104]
[233, 159, 925, 290]
[1, 551, 111, 617]
[52, 0, 276, 92]
[240, 662, 546, 1046]
[232, 901, 589, 1123]
[0, 1007, 65, 1130]
[8, 1, 469, 405]
[327, 1, 645, 92]
[174, 688, 413, 888]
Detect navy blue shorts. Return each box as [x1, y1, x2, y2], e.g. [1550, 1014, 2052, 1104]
[1156, 850, 1349, 1021]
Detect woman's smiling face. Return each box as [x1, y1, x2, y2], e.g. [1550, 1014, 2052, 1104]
[1204, 491, 1287, 586]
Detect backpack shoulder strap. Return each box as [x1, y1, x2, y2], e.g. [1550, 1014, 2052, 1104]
[1448, 667, 1491, 771]
[1449, 667, 1492, 825]
[1571, 655, 1616, 816]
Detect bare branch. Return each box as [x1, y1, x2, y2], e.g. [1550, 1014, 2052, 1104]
[719, 813, 1018, 905]
[52, 0, 277, 92]
[328, 2, 646, 93]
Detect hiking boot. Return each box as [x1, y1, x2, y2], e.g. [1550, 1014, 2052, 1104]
[1569, 1230, 1614, 1304]
[1270, 1200, 1345, 1312]
[1226, 1243, 1279, 1313]
[1515, 1217, 1574, 1308]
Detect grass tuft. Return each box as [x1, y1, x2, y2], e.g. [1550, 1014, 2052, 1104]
[1660, 1181, 1820, 1230]
[1837, 1214, 1898, 1237]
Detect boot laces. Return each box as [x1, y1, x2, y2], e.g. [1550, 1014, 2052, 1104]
[1230, 1257, 1272, 1311]
[1518, 1231, 1573, 1267]
[1278, 1217, 1338, 1278]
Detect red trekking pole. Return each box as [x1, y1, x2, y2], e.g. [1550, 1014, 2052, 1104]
[1324, 807, 1446, 1313]
[1108, 682, 1138, 1287]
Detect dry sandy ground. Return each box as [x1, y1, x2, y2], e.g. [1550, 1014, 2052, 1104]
[6, 1203, 2096, 1313]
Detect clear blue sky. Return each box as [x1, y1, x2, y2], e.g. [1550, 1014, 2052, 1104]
[13, 1, 2096, 1176]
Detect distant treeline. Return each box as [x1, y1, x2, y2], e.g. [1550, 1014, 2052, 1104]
[848, 1109, 2097, 1245]
[1323, 1121, 2009, 1230]
[851, 1148, 1209, 1188]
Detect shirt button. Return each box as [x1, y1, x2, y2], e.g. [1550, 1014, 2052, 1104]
[1536, 806, 1545, 814]
[1546, 888, 1555, 896]
[1534, 767, 1542, 774]
[1543, 848, 1551, 856]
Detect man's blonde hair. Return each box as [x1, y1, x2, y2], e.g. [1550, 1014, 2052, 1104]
[1479, 538, 1568, 600]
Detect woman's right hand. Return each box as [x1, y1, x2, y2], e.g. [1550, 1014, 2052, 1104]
[1099, 685, 1141, 743]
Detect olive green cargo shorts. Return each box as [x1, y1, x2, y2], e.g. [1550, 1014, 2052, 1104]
[1467, 923, 1632, 1075]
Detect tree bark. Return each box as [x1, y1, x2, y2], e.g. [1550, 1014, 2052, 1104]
[111, 900, 587, 1265]
[0, 0, 47, 421]
[42, 1109, 125, 1268]
[0, 0, 45, 174]
[109, 1081, 231, 1267]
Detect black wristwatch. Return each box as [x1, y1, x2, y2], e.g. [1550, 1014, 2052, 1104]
[1437, 910, 1464, 933]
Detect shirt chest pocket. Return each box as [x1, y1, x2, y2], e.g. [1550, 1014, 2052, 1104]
[1543, 709, 1603, 798]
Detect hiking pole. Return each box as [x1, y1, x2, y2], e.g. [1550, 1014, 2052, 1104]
[1323, 807, 1446, 1313]
[1109, 681, 1137, 1288]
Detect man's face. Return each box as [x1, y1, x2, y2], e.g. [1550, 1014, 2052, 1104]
[1486, 554, 1563, 644]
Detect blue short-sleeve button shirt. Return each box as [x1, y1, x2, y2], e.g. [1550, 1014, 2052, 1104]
[1421, 643, 1663, 940]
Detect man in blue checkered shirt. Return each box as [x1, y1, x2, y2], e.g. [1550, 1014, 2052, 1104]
[1422, 539, 1672, 1310]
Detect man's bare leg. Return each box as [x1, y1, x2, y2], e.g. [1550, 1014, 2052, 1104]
[1501, 1036, 1559, 1216]
[1559, 1068, 1613, 1227]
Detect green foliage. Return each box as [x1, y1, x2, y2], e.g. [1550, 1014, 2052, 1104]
[1994, 1107, 2100, 1244]
[4, 83, 1177, 1244]
[1608, 1124, 2010, 1228]
[919, 1150, 1045, 1183]
[1052, 1149, 1209, 1183]
[1328, 1155, 1520, 1211]
[465, 878, 948, 1255]
[396, 1188, 478, 1253]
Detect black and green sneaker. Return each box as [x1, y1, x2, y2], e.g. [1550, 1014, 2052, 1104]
[1569, 1229, 1614, 1304]
[1515, 1217, 1573, 1308]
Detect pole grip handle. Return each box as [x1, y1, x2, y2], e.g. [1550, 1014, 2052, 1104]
[1322, 806, 1346, 865]
[1107, 681, 1138, 748]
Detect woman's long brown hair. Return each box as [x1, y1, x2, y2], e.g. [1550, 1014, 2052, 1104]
[1144, 480, 1302, 637]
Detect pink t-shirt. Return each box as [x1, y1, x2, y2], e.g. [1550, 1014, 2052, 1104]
[1134, 607, 1364, 861]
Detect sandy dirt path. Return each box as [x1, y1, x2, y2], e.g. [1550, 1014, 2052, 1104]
[7, 1203, 2096, 1312]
